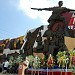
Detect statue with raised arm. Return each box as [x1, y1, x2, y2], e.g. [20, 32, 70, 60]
[31, 1, 75, 29]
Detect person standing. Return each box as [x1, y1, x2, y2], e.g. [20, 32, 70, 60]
[4, 59, 9, 70]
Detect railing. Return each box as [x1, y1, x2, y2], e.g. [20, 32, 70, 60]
[26, 68, 72, 75]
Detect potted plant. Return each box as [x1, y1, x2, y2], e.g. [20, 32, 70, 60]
[69, 50, 75, 74]
[56, 51, 69, 75]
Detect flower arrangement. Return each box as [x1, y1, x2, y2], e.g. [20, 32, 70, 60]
[47, 54, 54, 68]
[56, 51, 69, 68]
[27, 55, 34, 67]
[9, 56, 15, 68]
[69, 50, 75, 68]
[33, 55, 41, 69]
[27, 55, 42, 69]
[15, 55, 23, 63]
[9, 55, 23, 68]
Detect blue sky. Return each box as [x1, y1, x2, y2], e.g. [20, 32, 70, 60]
[0, 0, 74, 40]
[0, 0, 42, 40]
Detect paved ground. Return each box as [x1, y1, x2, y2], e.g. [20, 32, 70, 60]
[0, 74, 18, 75]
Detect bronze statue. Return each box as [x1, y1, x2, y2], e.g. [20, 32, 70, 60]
[36, 31, 42, 46]
[31, 1, 75, 29]
[36, 31, 43, 52]
[43, 25, 53, 42]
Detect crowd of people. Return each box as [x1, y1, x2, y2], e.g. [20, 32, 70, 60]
[0, 58, 9, 73]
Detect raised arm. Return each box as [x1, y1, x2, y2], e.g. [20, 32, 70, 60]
[31, 7, 53, 11]
[68, 8, 75, 12]
[63, 7, 75, 12]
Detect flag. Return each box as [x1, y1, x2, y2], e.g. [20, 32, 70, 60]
[68, 13, 75, 30]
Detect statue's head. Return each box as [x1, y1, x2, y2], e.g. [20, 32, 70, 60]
[58, 1, 63, 7]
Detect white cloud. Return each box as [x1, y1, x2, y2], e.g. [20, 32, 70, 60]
[63, 0, 75, 9]
[18, 0, 75, 24]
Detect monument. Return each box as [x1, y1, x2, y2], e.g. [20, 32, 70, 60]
[31, 1, 75, 57]
[20, 1, 75, 60]
[18, 1, 75, 75]
[17, 1, 75, 75]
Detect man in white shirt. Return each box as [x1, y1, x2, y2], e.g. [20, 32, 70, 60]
[4, 59, 9, 70]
